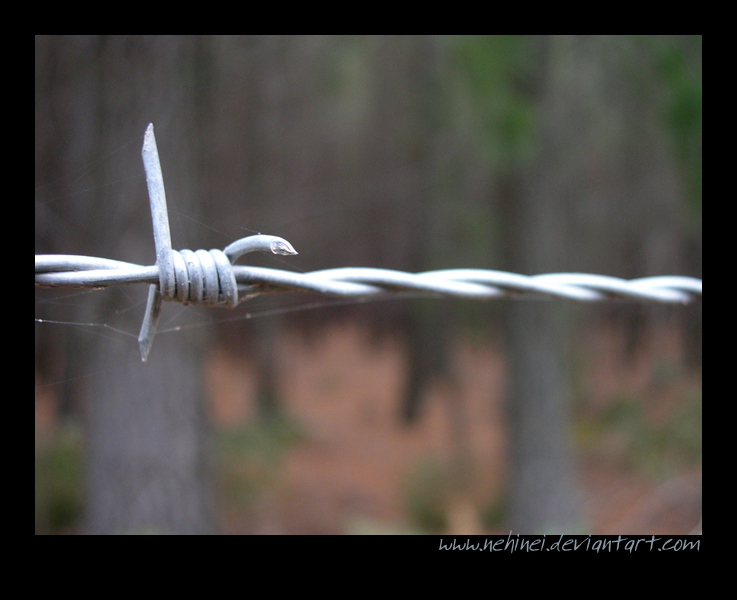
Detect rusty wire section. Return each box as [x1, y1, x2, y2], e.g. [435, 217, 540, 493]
[35, 124, 703, 361]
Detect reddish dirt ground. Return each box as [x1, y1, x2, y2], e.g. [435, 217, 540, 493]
[206, 321, 702, 535]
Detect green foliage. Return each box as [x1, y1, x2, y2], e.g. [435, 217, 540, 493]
[343, 516, 423, 535]
[35, 423, 84, 534]
[218, 415, 303, 463]
[577, 387, 702, 478]
[402, 454, 449, 532]
[479, 492, 508, 530]
[654, 36, 702, 220]
[450, 35, 539, 170]
[216, 417, 304, 512]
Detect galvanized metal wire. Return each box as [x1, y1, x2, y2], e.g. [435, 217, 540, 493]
[35, 124, 703, 361]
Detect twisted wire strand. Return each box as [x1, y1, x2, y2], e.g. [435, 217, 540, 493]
[35, 254, 703, 303]
[35, 124, 703, 361]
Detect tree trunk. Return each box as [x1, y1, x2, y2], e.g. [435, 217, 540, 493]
[503, 36, 580, 533]
[80, 37, 216, 534]
[86, 330, 214, 534]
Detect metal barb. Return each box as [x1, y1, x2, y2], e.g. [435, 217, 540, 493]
[35, 125, 702, 362]
[138, 124, 171, 360]
[133, 124, 298, 360]
[138, 284, 163, 362]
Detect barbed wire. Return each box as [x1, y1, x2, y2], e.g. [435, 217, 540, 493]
[35, 124, 703, 362]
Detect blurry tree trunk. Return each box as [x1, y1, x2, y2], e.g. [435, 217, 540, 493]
[249, 37, 290, 421]
[82, 37, 215, 533]
[505, 302, 579, 533]
[503, 36, 580, 533]
[684, 243, 702, 370]
[87, 331, 214, 534]
[403, 302, 453, 424]
[396, 37, 456, 428]
[253, 316, 281, 420]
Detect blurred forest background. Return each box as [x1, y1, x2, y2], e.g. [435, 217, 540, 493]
[35, 35, 701, 534]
